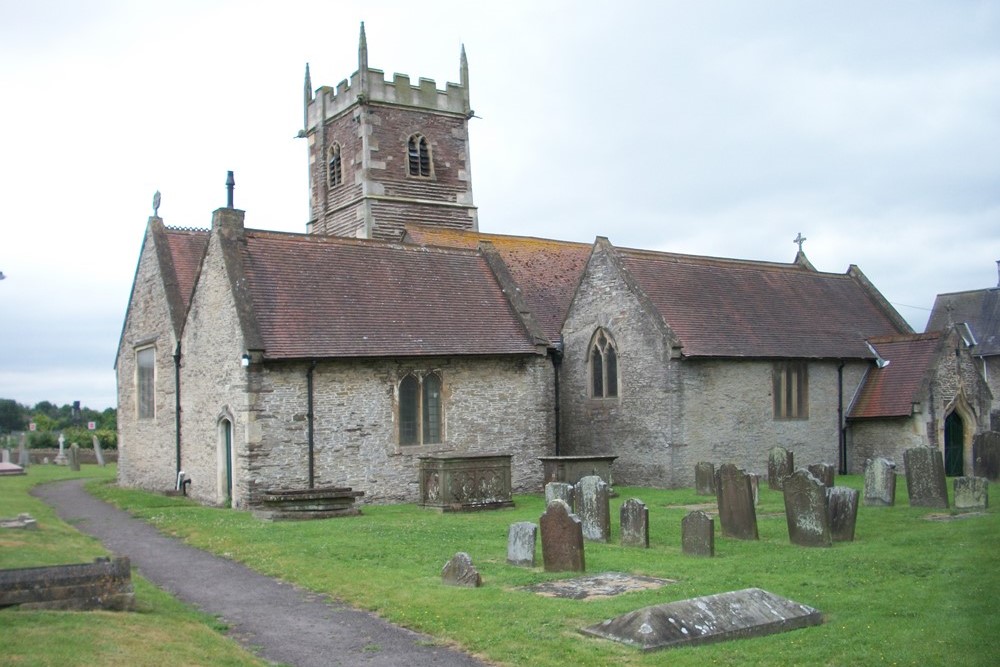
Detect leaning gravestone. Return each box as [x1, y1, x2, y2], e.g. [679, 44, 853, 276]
[715, 464, 758, 540]
[539, 499, 585, 573]
[544, 482, 575, 510]
[681, 510, 714, 557]
[827, 486, 859, 542]
[619, 498, 649, 548]
[507, 522, 537, 566]
[92, 435, 106, 467]
[695, 462, 716, 495]
[441, 552, 482, 587]
[973, 431, 1000, 482]
[953, 477, 989, 512]
[807, 463, 836, 488]
[864, 457, 897, 506]
[768, 447, 794, 490]
[575, 476, 610, 542]
[783, 470, 831, 547]
[904, 448, 949, 508]
[68, 444, 81, 472]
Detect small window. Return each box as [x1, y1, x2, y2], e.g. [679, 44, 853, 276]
[773, 361, 808, 420]
[407, 134, 432, 177]
[589, 330, 619, 399]
[136, 347, 155, 419]
[399, 372, 443, 445]
[328, 143, 343, 187]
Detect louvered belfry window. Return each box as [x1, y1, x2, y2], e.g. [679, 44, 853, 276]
[328, 143, 343, 187]
[407, 134, 431, 177]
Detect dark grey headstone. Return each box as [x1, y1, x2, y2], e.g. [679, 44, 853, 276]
[580, 587, 822, 651]
[827, 486, 859, 542]
[619, 498, 649, 548]
[904, 448, 949, 508]
[807, 463, 836, 487]
[864, 457, 897, 506]
[768, 447, 794, 490]
[441, 552, 482, 587]
[544, 482, 575, 510]
[783, 470, 831, 547]
[715, 464, 758, 540]
[953, 477, 989, 511]
[695, 462, 716, 495]
[681, 510, 714, 557]
[539, 499, 585, 573]
[68, 444, 81, 472]
[973, 431, 1000, 482]
[507, 522, 537, 566]
[575, 476, 610, 542]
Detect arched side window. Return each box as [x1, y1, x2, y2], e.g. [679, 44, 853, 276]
[328, 143, 343, 187]
[399, 372, 443, 445]
[407, 133, 432, 178]
[590, 329, 619, 399]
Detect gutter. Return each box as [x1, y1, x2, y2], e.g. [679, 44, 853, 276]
[307, 360, 317, 489]
[173, 342, 182, 478]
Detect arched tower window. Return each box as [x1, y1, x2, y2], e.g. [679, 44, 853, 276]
[590, 329, 619, 399]
[328, 143, 343, 187]
[407, 134, 432, 178]
[399, 372, 443, 445]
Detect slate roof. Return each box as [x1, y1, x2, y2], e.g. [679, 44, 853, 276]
[162, 228, 210, 313]
[403, 225, 591, 343]
[925, 288, 1000, 356]
[848, 333, 942, 419]
[237, 230, 542, 360]
[613, 246, 908, 359]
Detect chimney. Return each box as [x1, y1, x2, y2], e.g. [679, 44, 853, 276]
[226, 171, 235, 209]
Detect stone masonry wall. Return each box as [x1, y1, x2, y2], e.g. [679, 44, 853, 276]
[847, 417, 924, 473]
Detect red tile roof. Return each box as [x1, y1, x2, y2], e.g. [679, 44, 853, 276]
[163, 228, 209, 312]
[848, 333, 942, 419]
[238, 231, 542, 360]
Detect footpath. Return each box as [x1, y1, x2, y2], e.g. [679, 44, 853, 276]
[33, 479, 487, 667]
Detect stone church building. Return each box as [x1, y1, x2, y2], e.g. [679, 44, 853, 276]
[116, 26, 992, 508]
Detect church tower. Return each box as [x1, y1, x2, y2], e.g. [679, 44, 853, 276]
[302, 23, 478, 240]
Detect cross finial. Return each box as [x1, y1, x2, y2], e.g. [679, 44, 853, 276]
[793, 232, 807, 252]
[152, 191, 161, 217]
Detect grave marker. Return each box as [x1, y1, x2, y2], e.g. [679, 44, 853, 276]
[768, 447, 794, 490]
[544, 482, 575, 510]
[441, 552, 482, 587]
[783, 470, 831, 547]
[681, 510, 714, 557]
[694, 462, 716, 495]
[619, 498, 649, 548]
[92, 435, 106, 467]
[539, 499, 585, 573]
[863, 458, 897, 506]
[953, 477, 989, 511]
[68, 443, 81, 472]
[973, 431, 1000, 482]
[575, 475, 610, 542]
[715, 464, 758, 540]
[827, 486, 859, 542]
[807, 463, 835, 487]
[904, 448, 949, 508]
[507, 522, 537, 567]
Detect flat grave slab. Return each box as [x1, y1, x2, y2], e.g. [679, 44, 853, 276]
[580, 587, 822, 651]
[525, 572, 674, 600]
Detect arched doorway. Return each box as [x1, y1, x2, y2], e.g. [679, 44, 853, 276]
[944, 411, 964, 476]
[218, 418, 233, 505]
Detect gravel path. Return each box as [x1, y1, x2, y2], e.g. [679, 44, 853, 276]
[32, 479, 488, 667]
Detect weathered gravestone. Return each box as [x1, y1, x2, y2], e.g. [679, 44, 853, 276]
[681, 510, 714, 557]
[17, 437, 29, 468]
[748, 472, 760, 506]
[715, 464, 758, 540]
[768, 447, 794, 490]
[953, 477, 989, 511]
[807, 463, 836, 488]
[55, 434, 67, 465]
[539, 499, 585, 572]
[68, 443, 81, 472]
[620, 498, 649, 548]
[783, 470, 831, 547]
[827, 487, 859, 542]
[92, 435, 106, 467]
[695, 462, 716, 495]
[904, 448, 949, 508]
[507, 522, 537, 567]
[575, 475, 610, 542]
[441, 552, 482, 587]
[1, 449, 9, 464]
[864, 457, 897, 506]
[544, 481, 575, 510]
[973, 431, 1000, 482]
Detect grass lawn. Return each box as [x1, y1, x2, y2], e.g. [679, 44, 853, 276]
[81, 472, 999, 667]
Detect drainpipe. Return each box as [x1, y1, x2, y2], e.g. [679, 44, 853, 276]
[551, 340, 564, 456]
[306, 360, 317, 489]
[837, 360, 847, 475]
[173, 341, 182, 477]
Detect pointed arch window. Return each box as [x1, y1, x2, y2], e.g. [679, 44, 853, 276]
[399, 372, 443, 445]
[590, 330, 619, 399]
[407, 133, 432, 178]
[328, 143, 343, 187]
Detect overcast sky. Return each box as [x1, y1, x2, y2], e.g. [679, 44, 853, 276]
[1, 1, 998, 411]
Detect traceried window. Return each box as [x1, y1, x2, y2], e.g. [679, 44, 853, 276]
[773, 361, 808, 420]
[589, 329, 619, 399]
[328, 143, 343, 187]
[399, 372, 443, 445]
[136, 347, 155, 419]
[407, 133, 432, 178]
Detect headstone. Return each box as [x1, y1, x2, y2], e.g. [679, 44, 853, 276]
[807, 463, 836, 488]
[903, 448, 949, 508]
[715, 464, 759, 540]
[507, 522, 537, 566]
[441, 552, 482, 587]
[68, 444, 81, 472]
[539, 499, 585, 573]
[953, 477, 989, 511]
[574, 475, 610, 542]
[827, 486, 859, 542]
[1, 449, 9, 464]
[55, 434, 67, 466]
[694, 462, 716, 495]
[768, 447, 794, 490]
[973, 431, 1000, 482]
[783, 469, 831, 547]
[17, 436, 29, 468]
[863, 457, 897, 506]
[544, 481, 575, 510]
[92, 435, 106, 467]
[748, 472, 760, 506]
[681, 510, 714, 557]
[619, 498, 649, 548]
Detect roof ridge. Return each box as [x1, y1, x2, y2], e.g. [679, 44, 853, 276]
[164, 225, 210, 234]
[868, 331, 941, 344]
[246, 229, 482, 257]
[616, 245, 844, 275]
[405, 223, 590, 248]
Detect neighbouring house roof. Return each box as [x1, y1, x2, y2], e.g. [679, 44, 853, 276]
[403, 225, 591, 343]
[848, 332, 943, 419]
[236, 230, 544, 360]
[925, 287, 1000, 357]
[611, 244, 910, 359]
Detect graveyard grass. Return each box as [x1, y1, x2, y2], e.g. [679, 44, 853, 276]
[3, 467, 998, 666]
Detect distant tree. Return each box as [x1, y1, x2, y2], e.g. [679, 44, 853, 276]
[0, 398, 26, 433]
[100, 407, 117, 431]
[30, 413, 57, 433]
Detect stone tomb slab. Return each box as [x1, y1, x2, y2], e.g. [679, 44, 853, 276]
[580, 587, 822, 651]
[526, 572, 674, 600]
